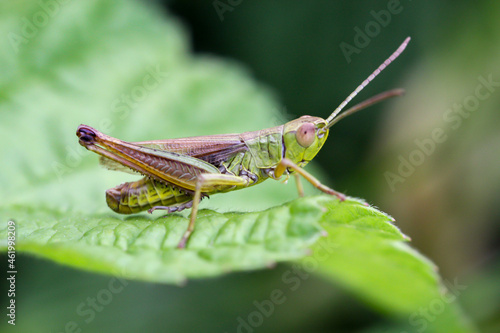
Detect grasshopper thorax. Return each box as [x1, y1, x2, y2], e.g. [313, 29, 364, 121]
[283, 115, 329, 167]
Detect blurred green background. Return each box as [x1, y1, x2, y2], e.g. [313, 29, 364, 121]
[1, 0, 499, 332]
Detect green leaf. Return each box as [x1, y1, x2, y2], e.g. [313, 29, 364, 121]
[307, 199, 476, 332]
[1, 196, 474, 332]
[0, 196, 408, 285]
[1, 197, 330, 284]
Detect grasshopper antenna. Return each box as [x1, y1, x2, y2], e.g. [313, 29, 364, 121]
[324, 37, 410, 129]
[327, 88, 405, 127]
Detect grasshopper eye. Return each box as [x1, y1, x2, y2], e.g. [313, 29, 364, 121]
[296, 123, 316, 148]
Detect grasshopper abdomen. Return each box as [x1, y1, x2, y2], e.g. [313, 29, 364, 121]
[106, 177, 193, 214]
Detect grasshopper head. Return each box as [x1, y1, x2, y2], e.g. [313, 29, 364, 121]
[283, 116, 329, 167]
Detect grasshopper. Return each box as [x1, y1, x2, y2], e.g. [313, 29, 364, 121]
[77, 37, 410, 248]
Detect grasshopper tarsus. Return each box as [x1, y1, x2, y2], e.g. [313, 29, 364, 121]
[294, 173, 305, 197]
[78, 38, 410, 248]
[317, 183, 347, 201]
[327, 189, 346, 202]
[177, 234, 190, 249]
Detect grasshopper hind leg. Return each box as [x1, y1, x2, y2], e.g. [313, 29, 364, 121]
[147, 199, 195, 214]
[176, 173, 250, 249]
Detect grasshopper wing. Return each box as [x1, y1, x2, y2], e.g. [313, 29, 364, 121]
[100, 134, 247, 176]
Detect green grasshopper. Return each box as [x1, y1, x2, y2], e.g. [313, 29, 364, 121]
[77, 37, 410, 248]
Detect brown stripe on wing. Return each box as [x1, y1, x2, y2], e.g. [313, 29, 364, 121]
[134, 134, 248, 166]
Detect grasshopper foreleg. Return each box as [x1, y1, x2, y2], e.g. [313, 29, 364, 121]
[293, 173, 305, 197]
[276, 158, 346, 201]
